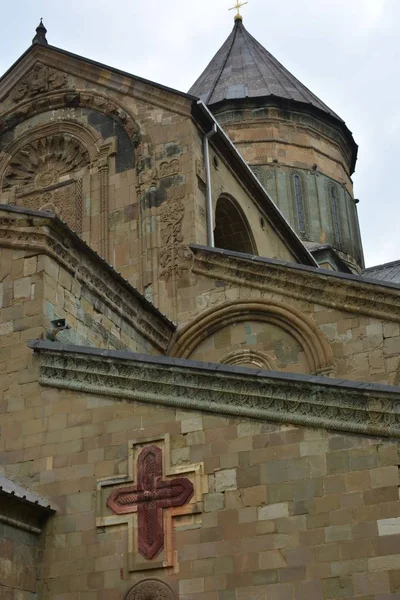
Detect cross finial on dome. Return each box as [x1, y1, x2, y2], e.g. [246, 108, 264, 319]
[229, 0, 248, 22]
[32, 18, 48, 46]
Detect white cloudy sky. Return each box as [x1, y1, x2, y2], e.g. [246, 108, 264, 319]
[0, 0, 397, 267]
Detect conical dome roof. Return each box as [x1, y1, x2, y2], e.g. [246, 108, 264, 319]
[189, 19, 341, 122]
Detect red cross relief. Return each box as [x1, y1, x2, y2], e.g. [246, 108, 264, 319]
[106, 445, 194, 560]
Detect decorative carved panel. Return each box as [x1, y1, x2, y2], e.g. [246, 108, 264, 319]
[11, 62, 67, 102]
[159, 200, 192, 280]
[15, 180, 83, 232]
[158, 159, 180, 179]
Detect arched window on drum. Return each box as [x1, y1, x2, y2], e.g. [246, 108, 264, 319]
[329, 184, 342, 249]
[291, 172, 308, 238]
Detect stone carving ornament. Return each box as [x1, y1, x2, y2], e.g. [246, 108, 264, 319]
[158, 159, 180, 179]
[159, 200, 192, 280]
[126, 580, 176, 600]
[3, 134, 89, 190]
[33, 345, 400, 438]
[107, 445, 193, 560]
[11, 62, 67, 102]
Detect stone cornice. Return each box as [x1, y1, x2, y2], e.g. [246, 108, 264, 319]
[191, 246, 400, 323]
[0, 206, 174, 351]
[30, 341, 400, 439]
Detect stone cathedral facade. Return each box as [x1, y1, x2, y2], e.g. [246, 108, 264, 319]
[0, 16, 400, 600]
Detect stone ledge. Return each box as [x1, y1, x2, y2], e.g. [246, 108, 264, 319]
[30, 340, 400, 439]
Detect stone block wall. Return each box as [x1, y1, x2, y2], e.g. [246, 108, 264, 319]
[40, 252, 155, 353]
[0, 522, 39, 599]
[1, 380, 400, 600]
[0, 246, 46, 407]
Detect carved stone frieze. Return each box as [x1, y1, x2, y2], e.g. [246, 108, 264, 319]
[31, 341, 400, 439]
[159, 200, 192, 280]
[11, 63, 67, 102]
[126, 580, 176, 600]
[2, 134, 89, 191]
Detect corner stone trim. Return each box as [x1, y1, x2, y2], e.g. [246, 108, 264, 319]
[31, 341, 400, 439]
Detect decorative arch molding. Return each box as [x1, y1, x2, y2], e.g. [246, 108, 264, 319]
[170, 300, 335, 376]
[126, 579, 177, 600]
[0, 87, 143, 154]
[221, 348, 277, 371]
[214, 194, 257, 255]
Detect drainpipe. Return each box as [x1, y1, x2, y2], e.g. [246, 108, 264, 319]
[203, 122, 218, 247]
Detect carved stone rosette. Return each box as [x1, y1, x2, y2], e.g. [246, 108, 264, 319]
[126, 580, 176, 600]
[2, 134, 89, 190]
[1, 133, 90, 232]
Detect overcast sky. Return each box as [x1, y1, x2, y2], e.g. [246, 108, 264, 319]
[0, 0, 397, 267]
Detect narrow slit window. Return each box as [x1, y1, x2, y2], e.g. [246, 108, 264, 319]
[294, 174, 306, 235]
[330, 185, 342, 247]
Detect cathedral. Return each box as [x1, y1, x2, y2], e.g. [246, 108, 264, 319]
[0, 9, 400, 600]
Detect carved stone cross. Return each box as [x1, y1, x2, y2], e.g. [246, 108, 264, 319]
[106, 445, 194, 560]
[96, 435, 205, 573]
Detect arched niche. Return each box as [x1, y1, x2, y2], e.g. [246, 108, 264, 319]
[170, 300, 335, 376]
[214, 195, 257, 255]
[221, 348, 277, 371]
[0, 121, 100, 237]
